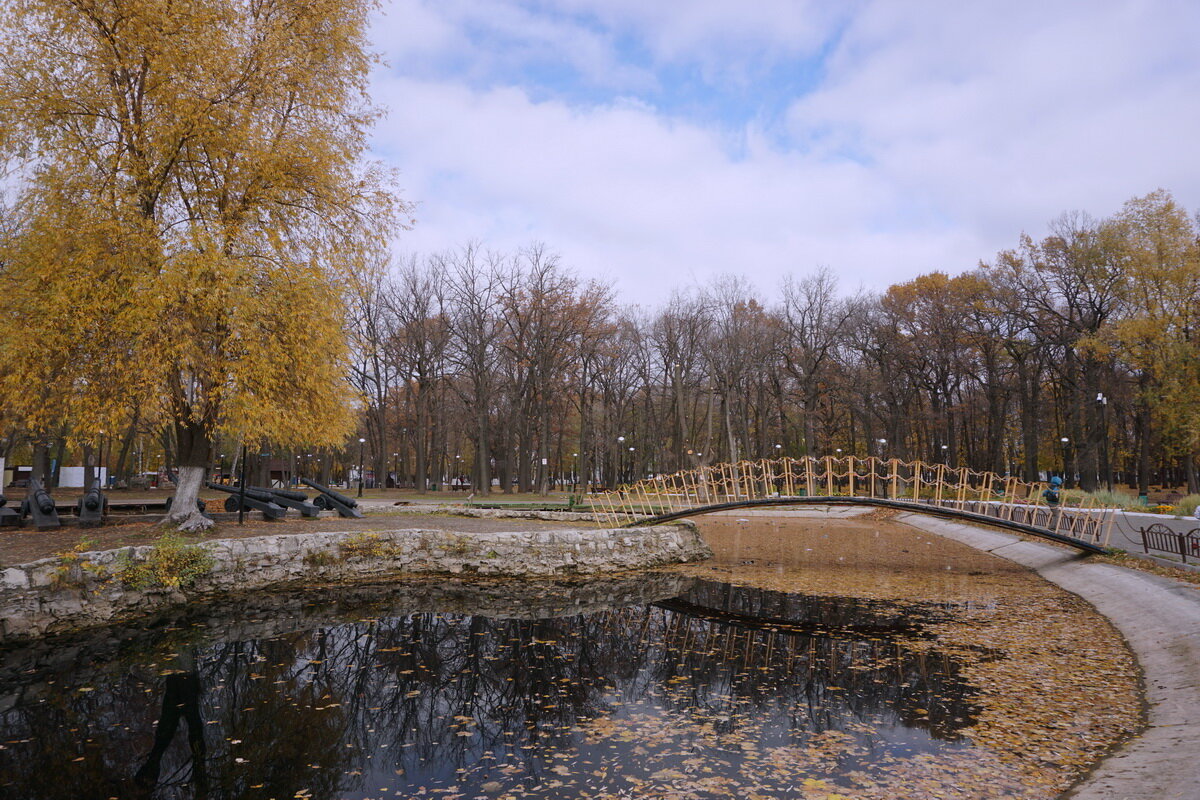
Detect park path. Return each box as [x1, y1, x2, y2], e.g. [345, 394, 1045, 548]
[899, 512, 1200, 800]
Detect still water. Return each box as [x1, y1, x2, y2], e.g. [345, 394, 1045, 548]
[0, 574, 982, 799]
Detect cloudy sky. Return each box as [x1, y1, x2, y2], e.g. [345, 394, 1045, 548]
[367, 1, 1200, 301]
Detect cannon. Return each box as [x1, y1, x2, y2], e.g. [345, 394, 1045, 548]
[234, 484, 319, 515]
[75, 479, 109, 528]
[260, 486, 309, 502]
[0, 493, 18, 527]
[20, 478, 61, 531]
[204, 482, 287, 520]
[300, 478, 363, 519]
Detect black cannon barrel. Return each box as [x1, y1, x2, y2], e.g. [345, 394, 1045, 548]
[29, 478, 55, 515]
[82, 481, 104, 511]
[205, 481, 276, 504]
[253, 485, 309, 501]
[300, 478, 358, 508]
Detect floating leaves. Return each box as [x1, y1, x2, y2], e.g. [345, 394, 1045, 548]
[0, 516, 1141, 800]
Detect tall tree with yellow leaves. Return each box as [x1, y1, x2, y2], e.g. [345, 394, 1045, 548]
[1113, 190, 1200, 493]
[0, 0, 402, 528]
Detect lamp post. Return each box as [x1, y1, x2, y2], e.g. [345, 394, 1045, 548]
[357, 437, 366, 498]
[628, 446, 635, 485]
[877, 438, 887, 459]
[774, 443, 782, 459]
[392, 452, 399, 489]
[1097, 392, 1111, 489]
[616, 436, 625, 486]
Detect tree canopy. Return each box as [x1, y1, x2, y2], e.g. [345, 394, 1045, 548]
[0, 0, 401, 526]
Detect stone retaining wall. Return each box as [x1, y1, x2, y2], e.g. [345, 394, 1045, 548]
[0, 524, 711, 642]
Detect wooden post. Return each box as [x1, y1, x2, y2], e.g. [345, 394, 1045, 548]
[635, 480, 652, 515]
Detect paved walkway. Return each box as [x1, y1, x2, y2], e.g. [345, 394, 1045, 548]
[898, 512, 1200, 800]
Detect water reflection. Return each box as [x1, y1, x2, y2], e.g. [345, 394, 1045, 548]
[135, 664, 207, 797]
[0, 576, 980, 799]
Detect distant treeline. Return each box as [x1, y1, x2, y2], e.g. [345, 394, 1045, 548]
[4, 190, 1197, 496]
[337, 189, 1197, 495]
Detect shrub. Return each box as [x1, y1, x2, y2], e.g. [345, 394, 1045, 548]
[303, 549, 337, 567]
[50, 538, 106, 589]
[1088, 489, 1141, 510]
[1176, 494, 1200, 518]
[117, 533, 214, 590]
[339, 532, 398, 560]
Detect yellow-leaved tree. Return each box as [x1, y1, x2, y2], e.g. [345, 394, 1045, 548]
[0, 0, 403, 529]
[1112, 190, 1200, 490]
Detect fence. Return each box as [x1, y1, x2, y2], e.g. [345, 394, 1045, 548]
[587, 456, 1114, 547]
[1140, 523, 1200, 564]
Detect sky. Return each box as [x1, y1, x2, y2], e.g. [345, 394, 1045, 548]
[367, 0, 1200, 301]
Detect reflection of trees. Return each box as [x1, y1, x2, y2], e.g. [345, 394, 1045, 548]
[0, 581, 980, 799]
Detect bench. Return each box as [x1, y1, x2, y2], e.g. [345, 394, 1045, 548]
[1141, 523, 1200, 563]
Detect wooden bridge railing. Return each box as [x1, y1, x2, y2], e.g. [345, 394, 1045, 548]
[587, 456, 1114, 548]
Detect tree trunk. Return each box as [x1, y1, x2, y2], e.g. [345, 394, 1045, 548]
[1020, 364, 1040, 482]
[672, 364, 686, 472]
[114, 412, 140, 483]
[415, 387, 429, 492]
[475, 403, 490, 496]
[539, 404, 552, 496]
[164, 419, 213, 532]
[31, 440, 50, 487]
[517, 424, 532, 493]
[1136, 395, 1151, 498]
[578, 381, 592, 494]
[1185, 450, 1199, 495]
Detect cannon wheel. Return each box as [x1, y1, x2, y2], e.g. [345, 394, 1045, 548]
[313, 495, 329, 510]
[223, 496, 241, 512]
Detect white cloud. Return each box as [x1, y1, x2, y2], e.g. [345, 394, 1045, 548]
[368, 1, 1200, 302]
[372, 74, 973, 300]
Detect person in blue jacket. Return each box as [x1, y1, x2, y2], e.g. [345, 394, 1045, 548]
[1042, 476, 1063, 506]
[1042, 476, 1064, 530]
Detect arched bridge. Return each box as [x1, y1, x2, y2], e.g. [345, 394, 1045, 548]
[588, 457, 1113, 554]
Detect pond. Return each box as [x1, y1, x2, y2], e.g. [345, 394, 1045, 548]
[0, 514, 1141, 799]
